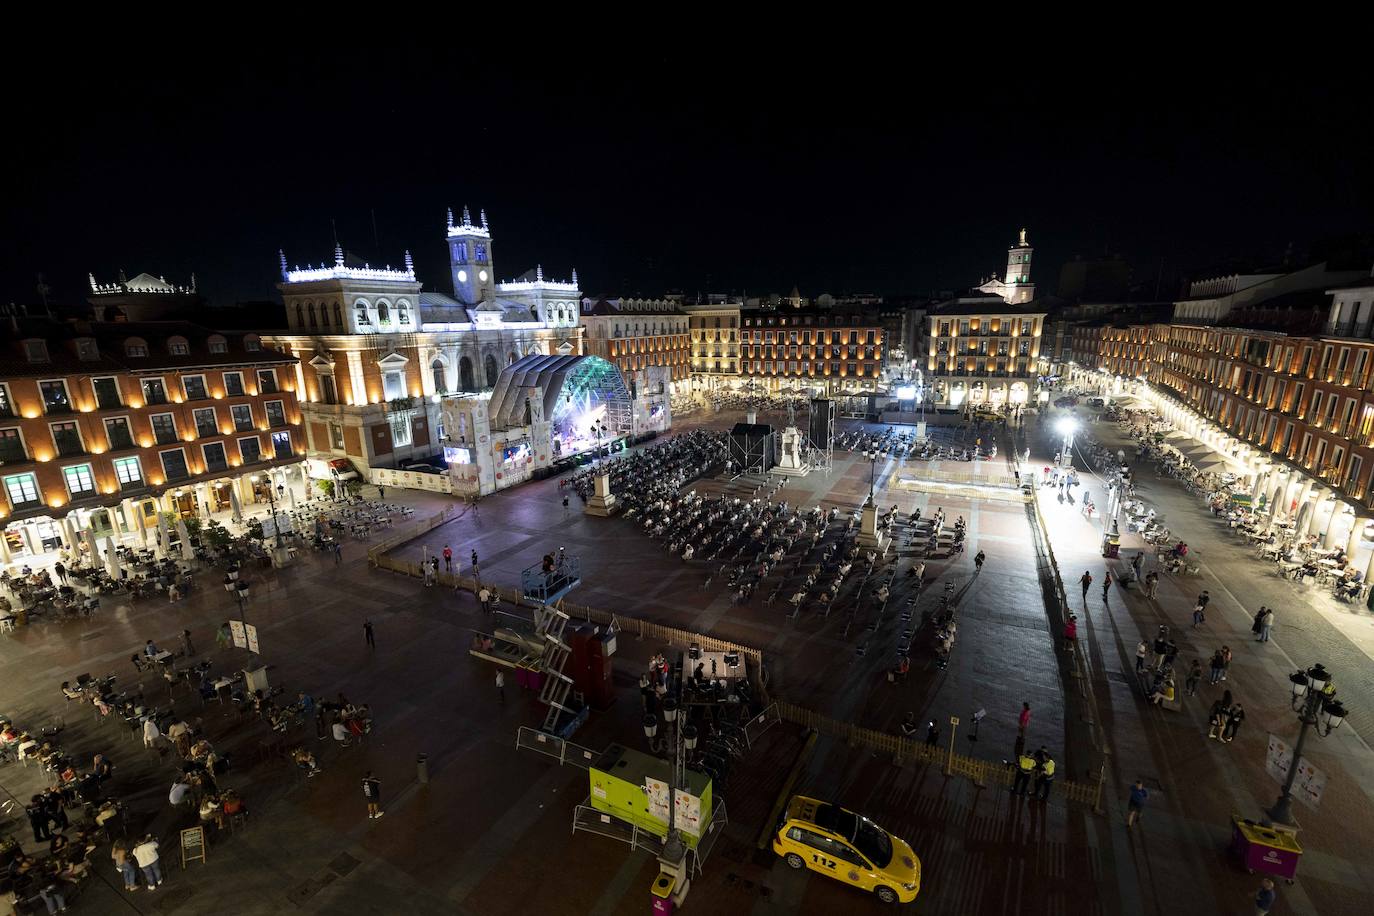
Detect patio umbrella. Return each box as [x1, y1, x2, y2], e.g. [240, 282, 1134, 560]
[156, 514, 171, 558]
[104, 536, 120, 579]
[176, 519, 195, 561]
[82, 527, 99, 568]
[61, 517, 78, 554]
[229, 485, 243, 524]
[132, 505, 148, 546]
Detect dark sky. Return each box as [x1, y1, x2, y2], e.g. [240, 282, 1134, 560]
[4, 45, 1370, 309]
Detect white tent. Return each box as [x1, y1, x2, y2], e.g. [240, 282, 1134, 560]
[104, 536, 120, 579]
[82, 527, 99, 568]
[176, 519, 195, 562]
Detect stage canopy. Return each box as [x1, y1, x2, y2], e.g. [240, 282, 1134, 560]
[489, 354, 634, 435]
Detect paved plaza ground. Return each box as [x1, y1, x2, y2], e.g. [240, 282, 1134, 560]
[2, 404, 1373, 914]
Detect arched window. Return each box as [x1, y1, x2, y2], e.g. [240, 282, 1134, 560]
[459, 356, 475, 392]
[484, 354, 498, 387]
[332, 302, 342, 327]
[294, 304, 304, 328]
[432, 359, 447, 393]
[355, 299, 371, 326]
[397, 299, 411, 325]
[167, 335, 190, 356]
[307, 303, 317, 329]
[376, 301, 391, 324]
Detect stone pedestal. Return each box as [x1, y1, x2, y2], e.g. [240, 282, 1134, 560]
[270, 546, 294, 569]
[857, 501, 887, 550]
[774, 426, 810, 478]
[584, 472, 620, 517]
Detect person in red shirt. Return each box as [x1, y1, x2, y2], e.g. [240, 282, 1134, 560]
[442, 545, 453, 572]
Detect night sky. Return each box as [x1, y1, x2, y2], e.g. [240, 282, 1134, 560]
[4, 47, 1370, 310]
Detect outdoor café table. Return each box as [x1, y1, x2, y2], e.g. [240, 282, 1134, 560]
[153, 651, 174, 665]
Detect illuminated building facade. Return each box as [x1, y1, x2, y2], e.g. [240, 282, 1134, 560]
[0, 318, 305, 565]
[738, 306, 884, 395]
[263, 207, 583, 482]
[579, 298, 691, 392]
[682, 303, 742, 393]
[920, 300, 1046, 408]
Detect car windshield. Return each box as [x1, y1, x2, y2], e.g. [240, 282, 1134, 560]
[854, 819, 893, 869]
[815, 805, 892, 868]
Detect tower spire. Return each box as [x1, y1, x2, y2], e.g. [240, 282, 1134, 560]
[89, 272, 98, 291]
[404, 250, 414, 274]
[571, 267, 579, 287]
[462, 205, 472, 226]
[278, 249, 289, 279]
[536, 264, 543, 282]
[480, 208, 488, 230]
[447, 207, 454, 229]
[334, 243, 344, 267]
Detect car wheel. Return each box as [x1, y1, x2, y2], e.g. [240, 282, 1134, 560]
[874, 886, 898, 905]
[785, 853, 805, 870]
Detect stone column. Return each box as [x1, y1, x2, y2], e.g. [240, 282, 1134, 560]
[0, 524, 12, 564]
[196, 483, 211, 520]
[292, 348, 310, 402]
[443, 345, 460, 393]
[1322, 503, 1345, 548]
[420, 347, 437, 398]
[1298, 484, 1326, 538]
[1345, 515, 1366, 558]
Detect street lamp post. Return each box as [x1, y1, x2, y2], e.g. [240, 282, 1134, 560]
[222, 567, 253, 658]
[1055, 417, 1078, 471]
[864, 447, 880, 505]
[1269, 664, 1347, 825]
[643, 699, 698, 867]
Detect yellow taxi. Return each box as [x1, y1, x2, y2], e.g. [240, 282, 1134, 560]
[773, 795, 921, 904]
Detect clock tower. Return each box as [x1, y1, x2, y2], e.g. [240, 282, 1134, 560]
[447, 206, 496, 306]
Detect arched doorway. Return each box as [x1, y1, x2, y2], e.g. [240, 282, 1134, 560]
[460, 356, 475, 392]
[507, 351, 518, 366]
[484, 354, 499, 387]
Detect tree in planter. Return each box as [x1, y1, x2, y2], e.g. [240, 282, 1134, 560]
[344, 479, 363, 498]
[182, 517, 202, 539]
[316, 479, 335, 499]
[203, 520, 233, 551]
[246, 520, 265, 542]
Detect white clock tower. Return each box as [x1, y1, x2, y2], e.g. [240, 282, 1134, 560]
[447, 206, 496, 306]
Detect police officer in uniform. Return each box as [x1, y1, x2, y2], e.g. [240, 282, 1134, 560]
[1034, 747, 1057, 801]
[1012, 751, 1037, 795]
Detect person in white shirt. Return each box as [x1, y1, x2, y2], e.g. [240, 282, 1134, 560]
[168, 780, 190, 807]
[332, 721, 350, 746]
[132, 835, 162, 889]
[142, 719, 161, 749]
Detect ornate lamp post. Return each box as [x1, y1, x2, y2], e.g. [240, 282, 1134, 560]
[864, 446, 880, 505]
[1269, 664, 1347, 825]
[1055, 416, 1078, 471]
[643, 698, 698, 866]
[222, 568, 253, 657]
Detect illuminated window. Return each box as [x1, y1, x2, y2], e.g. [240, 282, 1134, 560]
[3, 472, 40, 507]
[62, 464, 96, 497]
[113, 456, 142, 486]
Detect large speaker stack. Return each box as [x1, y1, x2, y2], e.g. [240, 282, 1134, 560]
[809, 398, 835, 449]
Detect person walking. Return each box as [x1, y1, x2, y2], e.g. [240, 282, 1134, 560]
[1126, 780, 1148, 827]
[423, 558, 435, 587]
[27, 798, 51, 843]
[1220, 645, 1233, 681]
[1251, 607, 1265, 638]
[1135, 639, 1149, 673]
[333, 540, 343, 564]
[362, 772, 383, 820]
[1184, 659, 1203, 697]
[478, 585, 492, 614]
[1101, 571, 1112, 602]
[1145, 570, 1159, 599]
[1208, 692, 1233, 740]
[363, 619, 375, 650]
[132, 834, 162, 890]
[429, 556, 440, 585]
[180, 628, 195, 657]
[1079, 571, 1092, 603]
[1208, 649, 1225, 685]
[1258, 608, 1274, 643]
[1063, 615, 1078, 652]
[442, 545, 453, 572]
[1131, 551, 1144, 581]
[1018, 702, 1031, 736]
[1254, 878, 1277, 915]
[495, 669, 505, 703]
[470, 549, 479, 572]
[376, 484, 385, 499]
[1223, 703, 1246, 743]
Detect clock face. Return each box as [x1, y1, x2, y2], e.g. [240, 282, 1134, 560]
[478, 270, 489, 282]
[457, 270, 468, 283]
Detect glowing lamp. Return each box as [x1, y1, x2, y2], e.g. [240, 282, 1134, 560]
[1055, 417, 1078, 436]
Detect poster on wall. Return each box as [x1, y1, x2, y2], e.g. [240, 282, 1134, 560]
[644, 777, 670, 826]
[673, 789, 703, 838]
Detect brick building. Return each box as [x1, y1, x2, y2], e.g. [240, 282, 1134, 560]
[1, 318, 305, 566]
[738, 306, 884, 395]
[579, 298, 691, 392]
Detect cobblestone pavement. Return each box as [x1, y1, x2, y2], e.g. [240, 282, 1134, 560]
[3, 408, 1371, 915]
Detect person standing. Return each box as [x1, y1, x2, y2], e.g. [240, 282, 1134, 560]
[132, 834, 162, 890]
[112, 840, 138, 892]
[495, 669, 505, 703]
[27, 797, 51, 843]
[442, 545, 453, 572]
[470, 549, 479, 573]
[1101, 571, 1112, 602]
[1208, 649, 1225, 685]
[1220, 645, 1233, 681]
[1145, 570, 1159, 599]
[1258, 608, 1274, 643]
[333, 540, 343, 564]
[376, 484, 385, 499]
[1079, 571, 1092, 603]
[1012, 751, 1036, 796]
[1184, 659, 1203, 697]
[478, 585, 492, 613]
[1135, 639, 1149, 673]
[1223, 703, 1246, 743]
[423, 558, 434, 587]
[54, 561, 67, 584]
[1254, 878, 1277, 915]
[429, 556, 440, 585]
[1126, 780, 1148, 827]
[362, 772, 383, 820]
[1208, 695, 1231, 740]
[180, 628, 195, 657]
[363, 619, 375, 650]
[1018, 702, 1031, 735]
[1034, 748, 1056, 801]
[1131, 551, 1144, 581]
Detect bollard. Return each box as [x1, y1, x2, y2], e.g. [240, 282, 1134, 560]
[416, 753, 429, 784]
